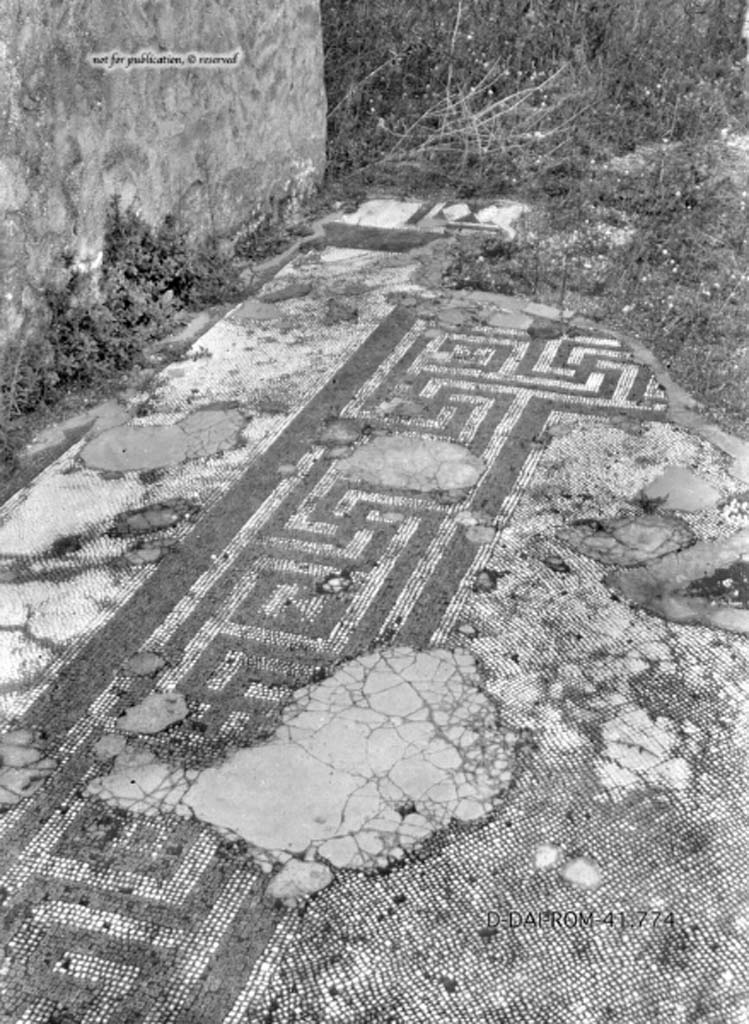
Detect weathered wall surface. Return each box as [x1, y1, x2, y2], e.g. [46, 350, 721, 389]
[0, 0, 326, 361]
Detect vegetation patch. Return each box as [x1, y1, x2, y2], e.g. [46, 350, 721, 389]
[321, 0, 749, 438]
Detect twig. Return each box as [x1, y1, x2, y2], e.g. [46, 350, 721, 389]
[328, 54, 402, 118]
[445, 0, 464, 100]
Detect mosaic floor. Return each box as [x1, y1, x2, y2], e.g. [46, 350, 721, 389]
[1, 200, 749, 1023]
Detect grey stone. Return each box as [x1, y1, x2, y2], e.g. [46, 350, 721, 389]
[441, 203, 473, 222]
[560, 856, 602, 890]
[81, 408, 247, 472]
[324, 296, 358, 324]
[482, 310, 533, 331]
[124, 545, 166, 566]
[319, 421, 360, 445]
[234, 298, 283, 322]
[0, 729, 56, 807]
[266, 860, 334, 907]
[641, 466, 720, 512]
[117, 692, 188, 734]
[123, 651, 166, 677]
[93, 734, 128, 760]
[473, 202, 529, 238]
[465, 525, 496, 544]
[561, 514, 695, 567]
[336, 436, 484, 493]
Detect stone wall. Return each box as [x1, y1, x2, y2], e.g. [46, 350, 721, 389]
[0, 0, 326, 363]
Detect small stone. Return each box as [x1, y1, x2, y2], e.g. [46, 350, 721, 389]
[441, 203, 472, 222]
[438, 488, 471, 505]
[542, 554, 570, 573]
[523, 301, 575, 321]
[266, 859, 334, 908]
[465, 525, 496, 545]
[113, 747, 158, 773]
[109, 500, 198, 537]
[124, 651, 166, 678]
[93, 734, 127, 761]
[324, 296, 358, 325]
[473, 202, 528, 237]
[437, 306, 471, 328]
[124, 546, 165, 566]
[378, 398, 425, 419]
[319, 421, 360, 445]
[318, 571, 353, 595]
[528, 319, 565, 341]
[262, 280, 313, 303]
[641, 466, 720, 513]
[0, 729, 56, 807]
[482, 310, 533, 331]
[534, 843, 562, 870]
[560, 856, 602, 890]
[624, 654, 649, 674]
[278, 464, 296, 476]
[234, 297, 283, 321]
[457, 622, 479, 638]
[474, 569, 498, 593]
[337, 198, 423, 229]
[117, 692, 188, 735]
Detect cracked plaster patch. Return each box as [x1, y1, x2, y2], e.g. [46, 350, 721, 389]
[336, 436, 485, 493]
[560, 513, 696, 567]
[87, 648, 515, 872]
[79, 406, 247, 472]
[606, 528, 749, 635]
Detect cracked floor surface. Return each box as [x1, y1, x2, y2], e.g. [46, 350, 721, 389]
[1, 198, 749, 1023]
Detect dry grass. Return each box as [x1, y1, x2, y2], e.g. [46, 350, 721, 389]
[382, 60, 594, 177]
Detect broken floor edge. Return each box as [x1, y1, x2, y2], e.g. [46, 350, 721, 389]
[570, 312, 749, 481]
[6, 193, 749, 498]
